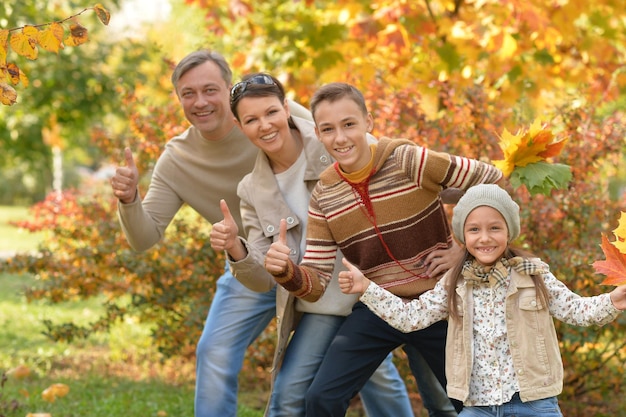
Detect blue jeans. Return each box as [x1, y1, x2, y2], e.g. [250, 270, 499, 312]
[306, 302, 458, 417]
[268, 313, 413, 417]
[404, 344, 460, 416]
[195, 267, 276, 417]
[459, 393, 562, 417]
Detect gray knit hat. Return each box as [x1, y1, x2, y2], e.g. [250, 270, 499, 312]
[452, 184, 520, 244]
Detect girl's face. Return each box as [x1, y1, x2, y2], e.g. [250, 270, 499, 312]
[463, 206, 508, 266]
[234, 95, 291, 156]
[313, 97, 374, 173]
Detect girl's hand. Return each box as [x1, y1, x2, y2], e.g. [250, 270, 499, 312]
[609, 285, 626, 311]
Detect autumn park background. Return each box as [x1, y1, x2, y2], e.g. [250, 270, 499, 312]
[1, 0, 626, 416]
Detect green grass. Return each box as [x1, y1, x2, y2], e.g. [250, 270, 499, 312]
[0, 205, 265, 417]
[0, 205, 45, 254]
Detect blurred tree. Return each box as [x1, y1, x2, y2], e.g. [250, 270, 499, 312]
[0, 0, 170, 204]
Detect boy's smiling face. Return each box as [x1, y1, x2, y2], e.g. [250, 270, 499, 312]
[314, 97, 374, 173]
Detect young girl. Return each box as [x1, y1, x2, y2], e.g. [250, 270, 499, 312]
[338, 183, 626, 417]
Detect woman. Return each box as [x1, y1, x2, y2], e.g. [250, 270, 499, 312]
[210, 73, 456, 416]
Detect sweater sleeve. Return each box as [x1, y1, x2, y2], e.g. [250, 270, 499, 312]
[269, 185, 335, 302]
[410, 146, 503, 191]
[545, 272, 621, 326]
[360, 278, 450, 333]
[228, 179, 277, 293]
[117, 154, 184, 252]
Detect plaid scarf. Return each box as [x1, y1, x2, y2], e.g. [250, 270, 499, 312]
[462, 256, 548, 288]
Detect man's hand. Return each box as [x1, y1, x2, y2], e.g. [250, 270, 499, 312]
[111, 147, 139, 204]
[264, 219, 291, 274]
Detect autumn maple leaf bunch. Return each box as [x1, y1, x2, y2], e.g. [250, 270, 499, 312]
[493, 118, 572, 195]
[593, 212, 626, 286]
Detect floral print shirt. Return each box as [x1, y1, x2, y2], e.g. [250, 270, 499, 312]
[360, 267, 621, 406]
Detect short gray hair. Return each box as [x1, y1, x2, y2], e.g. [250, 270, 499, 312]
[171, 49, 232, 90]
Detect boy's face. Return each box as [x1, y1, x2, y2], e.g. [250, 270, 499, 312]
[314, 97, 374, 173]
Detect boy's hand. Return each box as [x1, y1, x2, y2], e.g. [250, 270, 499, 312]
[424, 239, 464, 278]
[338, 258, 370, 295]
[265, 219, 290, 274]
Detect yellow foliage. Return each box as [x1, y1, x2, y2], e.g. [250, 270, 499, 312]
[0, 82, 17, 105]
[497, 33, 517, 60]
[1, 4, 110, 106]
[0, 29, 8, 63]
[65, 23, 89, 47]
[492, 118, 567, 177]
[611, 212, 626, 254]
[94, 4, 111, 25]
[26, 414, 52, 417]
[9, 26, 39, 60]
[38, 23, 65, 54]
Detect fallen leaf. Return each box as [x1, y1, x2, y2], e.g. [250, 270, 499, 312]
[7, 364, 31, 379]
[42, 383, 70, 403]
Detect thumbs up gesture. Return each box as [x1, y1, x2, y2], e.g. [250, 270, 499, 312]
[338, 258, 371, 295]
[111, 147, 139, 204]
[264, 219, 291, 274]
[210, 199, 247, 261]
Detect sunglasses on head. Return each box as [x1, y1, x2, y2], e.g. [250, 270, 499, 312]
[230, 74, 276, 105]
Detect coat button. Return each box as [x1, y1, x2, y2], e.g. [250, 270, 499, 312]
[320, 155, 329, 164]
[286, 217, 295, 225]
[266, 225, 275, 233]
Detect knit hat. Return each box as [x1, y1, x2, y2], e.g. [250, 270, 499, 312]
[452, 184, 520, 244]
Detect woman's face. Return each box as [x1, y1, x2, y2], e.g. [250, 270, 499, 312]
[234, 95, 291, 156]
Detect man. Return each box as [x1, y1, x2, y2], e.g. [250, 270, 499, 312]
[109, 50, 412, 417]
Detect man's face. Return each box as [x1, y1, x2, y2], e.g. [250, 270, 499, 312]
[176, 60, 234, 140]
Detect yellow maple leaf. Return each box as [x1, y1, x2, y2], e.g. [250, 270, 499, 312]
[611, 211, 626, 254]
[493, 118, 567, 177]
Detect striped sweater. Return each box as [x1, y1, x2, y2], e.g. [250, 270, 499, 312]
[272, 138, 503, 302]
